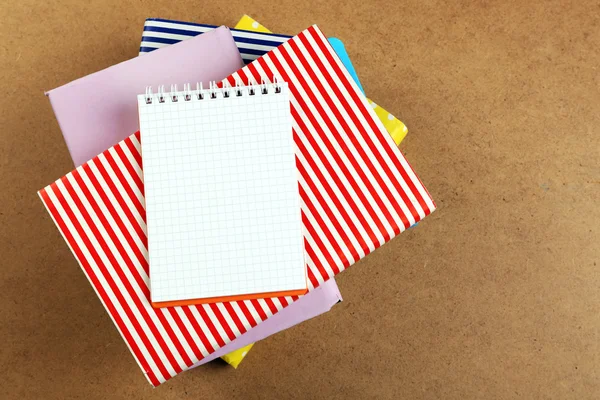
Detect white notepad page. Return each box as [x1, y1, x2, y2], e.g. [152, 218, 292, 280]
[138, 82, 306, 304]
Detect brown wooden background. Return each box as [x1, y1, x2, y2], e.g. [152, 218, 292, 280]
[1, 0, 599, 398]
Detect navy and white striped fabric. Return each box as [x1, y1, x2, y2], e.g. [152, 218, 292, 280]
[140, 18, 291, 64]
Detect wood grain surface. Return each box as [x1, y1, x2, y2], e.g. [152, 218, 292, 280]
[1, 0, 599, 398]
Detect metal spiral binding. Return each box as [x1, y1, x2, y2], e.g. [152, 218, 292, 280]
[144, 77, 285, 105]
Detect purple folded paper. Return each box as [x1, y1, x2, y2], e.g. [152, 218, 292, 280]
[47, 26, 243, 167]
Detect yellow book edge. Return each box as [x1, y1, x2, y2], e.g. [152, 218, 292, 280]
[221, 344, 255, 368]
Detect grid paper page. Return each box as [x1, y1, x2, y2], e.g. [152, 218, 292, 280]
[138, 84, 306, 303]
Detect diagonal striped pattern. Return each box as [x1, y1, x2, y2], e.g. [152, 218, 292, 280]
[140, 18, 290, 63]
[39, 25, 434, 386]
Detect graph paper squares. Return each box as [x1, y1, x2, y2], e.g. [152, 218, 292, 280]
[138, 84, 306, 303]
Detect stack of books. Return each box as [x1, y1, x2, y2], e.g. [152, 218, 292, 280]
[38, 15, 435, 386]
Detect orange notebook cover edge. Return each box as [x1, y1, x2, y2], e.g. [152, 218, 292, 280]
[151, 287, 308, 308]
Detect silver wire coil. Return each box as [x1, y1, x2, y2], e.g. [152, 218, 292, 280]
[144, 77, 285, 105]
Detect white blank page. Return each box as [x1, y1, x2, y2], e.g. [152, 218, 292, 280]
[138, 83, 306, 304]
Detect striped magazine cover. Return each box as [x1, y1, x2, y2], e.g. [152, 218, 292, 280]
[39, 25, 435, 386]
[140, 18, 290, 63]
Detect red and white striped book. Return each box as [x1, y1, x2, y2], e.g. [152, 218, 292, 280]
[38, 25, 435, 386]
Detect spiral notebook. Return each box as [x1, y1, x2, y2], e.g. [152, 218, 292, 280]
[38, 25, 435, 386]
[140, 82, 307, 307]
